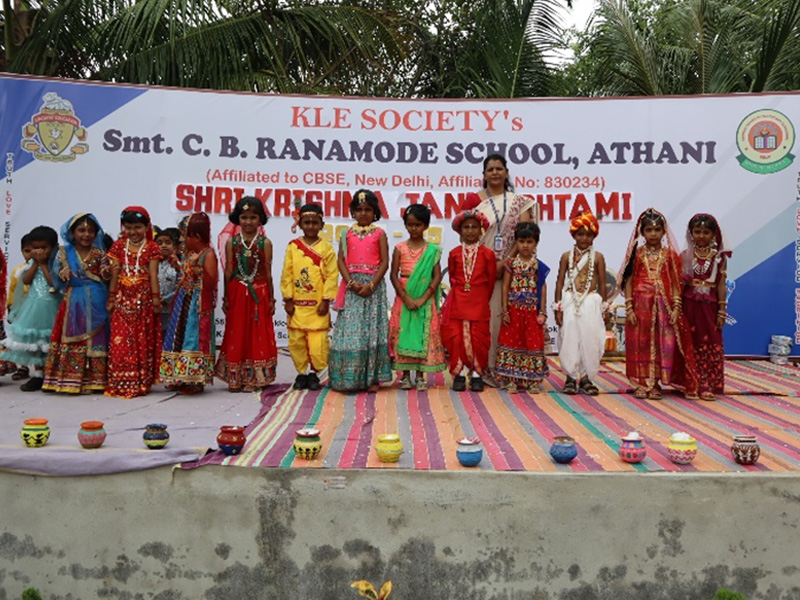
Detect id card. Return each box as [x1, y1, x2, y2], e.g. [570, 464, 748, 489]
[494, 234, 504, 253]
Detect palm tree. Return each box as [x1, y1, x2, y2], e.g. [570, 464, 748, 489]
[584, 0, 800, 96]
[3, 0, 413, 95]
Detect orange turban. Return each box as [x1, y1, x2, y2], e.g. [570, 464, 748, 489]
[570, 211, 599, 236]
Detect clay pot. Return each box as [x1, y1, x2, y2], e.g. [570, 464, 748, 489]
[619, 433, 647, 463]
[456, 437, 483, 467]
[293, 428, 322, 460]
[731, 435, 760, 465]
[550, 436, 579, 464]
[21, 418, 50, 448]
[217, 426, 247, 456]
[666, 433, 697, 465]
[142, 423, 169, 449]
[78, 421, 107, 449]
[375, 433, 403, 463]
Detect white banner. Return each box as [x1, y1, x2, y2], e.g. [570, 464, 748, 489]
[2, 75, 798, 355]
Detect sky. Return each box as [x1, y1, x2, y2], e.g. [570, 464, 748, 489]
[562, 0, 596, 30]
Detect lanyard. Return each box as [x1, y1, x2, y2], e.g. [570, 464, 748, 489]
[486, 189, 507, 227]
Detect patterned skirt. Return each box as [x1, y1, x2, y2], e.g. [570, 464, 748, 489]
[160, 286, 215, 387]
[388, 295, 446, 373]
[495, 304, 548, 385]
[328, 273, 392, 391]
[42, 301, 107, 394]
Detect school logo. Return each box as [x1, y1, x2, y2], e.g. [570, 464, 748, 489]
[21, 92, 88, 162]
[736, 109, 795, 174]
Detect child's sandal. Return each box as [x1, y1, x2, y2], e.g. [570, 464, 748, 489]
[647, 386, 663, 400]
[579, 377, 600, 396]
[398, 375, 412, 390]
[11, 367, 29, 381]
[415, 377, 428, 391]
[633, 386, 648, 399]
[563, 377, 578, 395]
[699, 391, 715, 401]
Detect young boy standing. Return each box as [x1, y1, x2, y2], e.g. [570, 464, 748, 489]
[280, 204, 338, 390]
[553, 211, 607, 395]
[441, 208, 497, 392]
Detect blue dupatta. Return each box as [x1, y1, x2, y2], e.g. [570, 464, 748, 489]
[56, 213, 109, 344]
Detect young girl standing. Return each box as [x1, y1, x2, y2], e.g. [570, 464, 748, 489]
[42, 214, 110, 394]
[154, 226, 180, 336]
[216, 197, 278, 392]
[161, 212, 218, 395]
[389, 204, 445, 391]
[329, 189, 392, 392]
[4, 234, 34, 381]
[618, 208, 697, 399]
[105, 207, 162, 398]
[441, 208, 497, 392]
[495, 223, 550, 393]
[682, 213, 731, 400]
[553, 211, 608, 395]
[1, 226, 62, 391]
[280, 204, 338, 391]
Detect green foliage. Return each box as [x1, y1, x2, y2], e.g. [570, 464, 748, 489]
[20, 588, 43, 600]
[709, 589, 748, 600]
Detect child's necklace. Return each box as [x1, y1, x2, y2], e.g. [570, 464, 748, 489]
[124, 239, 145, 273]
[568, 245, 594, 314]
[462, 243, 479, 291]
[240, 233, 257, 257]
[693, 246, 715, 275]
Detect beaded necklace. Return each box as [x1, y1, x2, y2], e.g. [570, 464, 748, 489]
[462, 242, 479, 292]
[568, 245, 594, 314]
[236, 234, 261, 302]
[123, 239, 145, 273]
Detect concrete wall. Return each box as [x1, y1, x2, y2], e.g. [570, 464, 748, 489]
[1, 467, 799, 600]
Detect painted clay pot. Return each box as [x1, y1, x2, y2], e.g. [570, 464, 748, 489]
[142, 423, 169, 449]
[293, 428, 322, 460]
[456, 437, 483, 467]
[731, 435, 760, 465]
[21, 418, 50, 448]
[217, 425, 247, 456]
[375, 434, 403, 463]
[550, 436, 579, 464]
[78, 421, 107, 449]
[666, 433, 697, 465]
[619, 433, 647, 463]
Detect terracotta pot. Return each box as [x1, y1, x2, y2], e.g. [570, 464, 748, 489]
[550, 436, 579, 464]
[143, 423, 169, 449]
[293, 428, 322, 460]
[21, 418, 50, 448]
[731, 435, 760, 465]
[78, 421, 107, 449]
[375, 434, 403, 463]
[217, 426, 247, 456]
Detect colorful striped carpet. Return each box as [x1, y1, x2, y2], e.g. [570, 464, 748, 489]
[186, 359, 800, 473]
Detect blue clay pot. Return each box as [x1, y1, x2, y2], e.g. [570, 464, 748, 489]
[550, 436, 578, 464]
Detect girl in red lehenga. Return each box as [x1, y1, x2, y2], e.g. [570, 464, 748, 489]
[105, 207, 162, 398]
[215, 196, 278, 392]
[618, 208, 698, 400]
[681, 213, 731, 401]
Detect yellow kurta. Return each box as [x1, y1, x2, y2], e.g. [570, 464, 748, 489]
[280, 237, 338, 372]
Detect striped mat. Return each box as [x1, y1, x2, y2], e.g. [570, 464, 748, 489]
[186, 359, 800, 473]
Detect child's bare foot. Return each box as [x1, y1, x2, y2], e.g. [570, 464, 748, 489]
[699, 391, 715, 401]
[367, 384, 380, 393]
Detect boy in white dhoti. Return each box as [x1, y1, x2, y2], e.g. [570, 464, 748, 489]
[553, 212, 608, 395]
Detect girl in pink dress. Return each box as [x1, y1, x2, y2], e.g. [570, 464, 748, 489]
[388, 204, 445, 390]
[329, 189, 391, 392]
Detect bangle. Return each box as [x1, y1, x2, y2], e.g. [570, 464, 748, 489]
[368, 282, 375, 291]
[718, 300, 728, 305]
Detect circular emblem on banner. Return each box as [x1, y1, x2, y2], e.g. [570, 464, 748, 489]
[736, 109, 795, 174]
